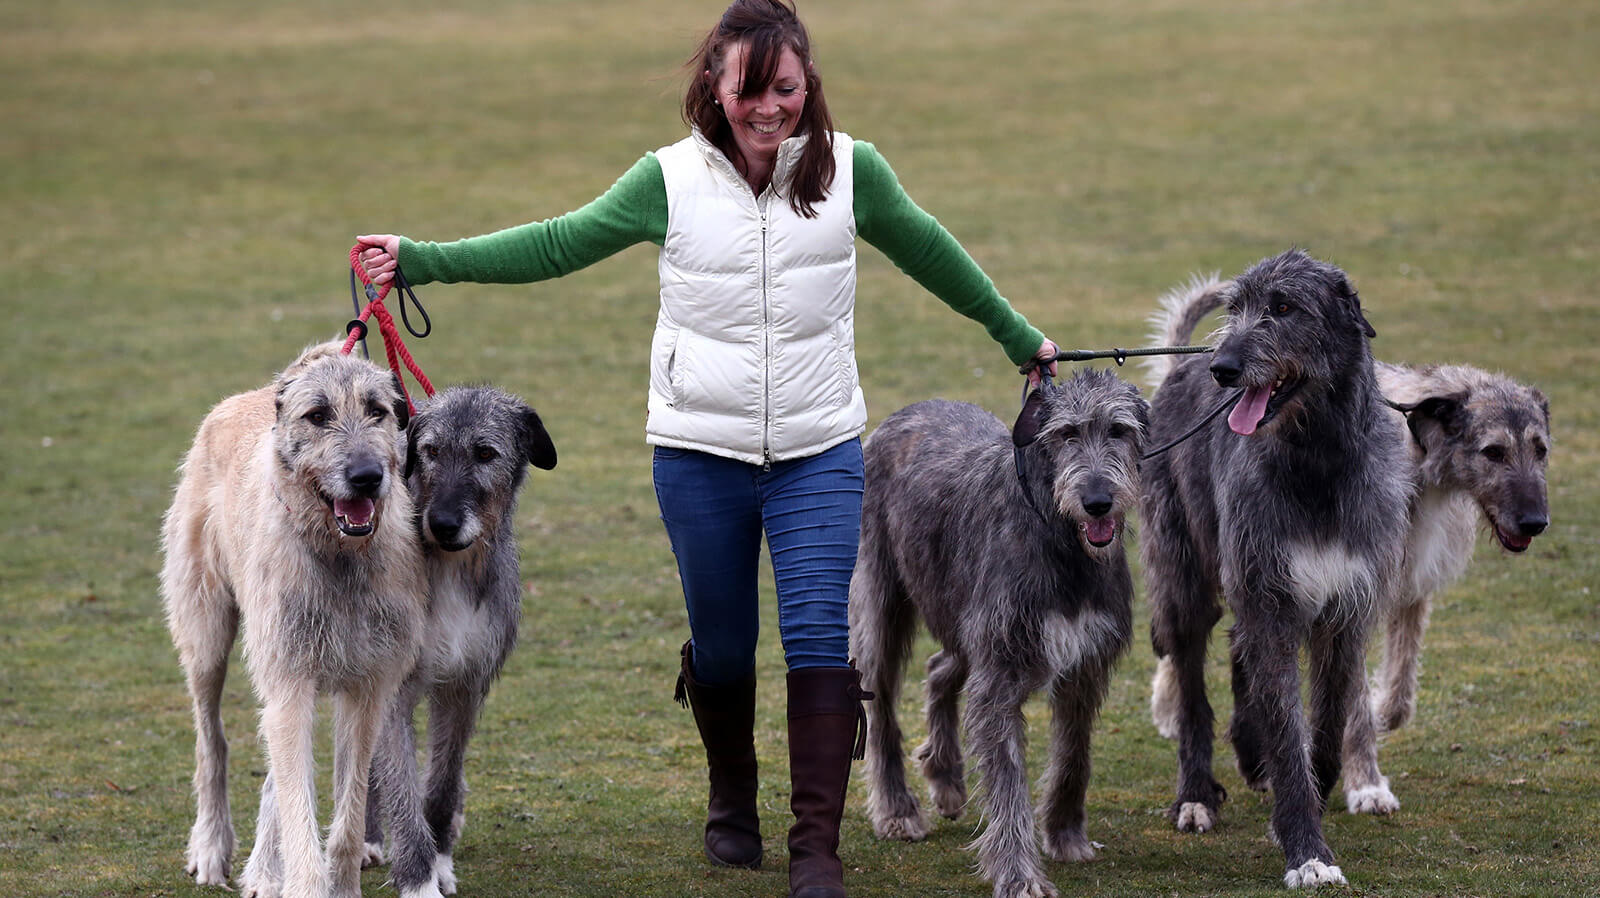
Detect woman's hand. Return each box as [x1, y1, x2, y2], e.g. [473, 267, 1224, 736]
[1026, 338, 1059, 388]
[355, 234, 402, 286]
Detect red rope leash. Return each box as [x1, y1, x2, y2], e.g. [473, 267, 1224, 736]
[344, 244, 435, 414]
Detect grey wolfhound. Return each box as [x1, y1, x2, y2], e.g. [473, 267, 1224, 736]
[162, 342, 426, 898]
[1140, 250, 1410, 888]
[851, 369, 1148, 898]
[364, 386, 558, 898]
[1146, 286, 1554, 817]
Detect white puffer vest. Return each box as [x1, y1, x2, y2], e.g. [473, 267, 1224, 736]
[647, 129, 863, 465]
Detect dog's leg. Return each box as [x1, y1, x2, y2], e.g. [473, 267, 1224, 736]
[1038, 659, 1112, 863]
[240, 771, 284, 898]
[375, 676, 441, 897]
[1241, 617, 1345, 889]
[329, 685, 399, 898]
[1313, 615, 1398, 818]
[1373, 595, 1430, 733]
[1227, 628, 1270, 793]
[1154, 594, 1226, 833]
[420, 682, 486, 895]
[258, 678, 329, 898]
[964, 670, 1057, 898]
[177, 621, 239, 886]
[915, 648, 968, 821]
[849, 542, 928, 842]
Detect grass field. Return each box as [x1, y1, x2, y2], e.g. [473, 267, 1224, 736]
[2, 1, 1596, 896]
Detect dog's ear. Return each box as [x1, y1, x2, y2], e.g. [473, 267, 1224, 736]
[1337, 274, 1377, 339]
[1533, 388, 1550, 428]
[1013, 387, 1049, 448]
[1403, 393, 1467, 453]
[390, 374, 411, 431]
[518, 405, 558, 470]
[403, 419, 419, 480]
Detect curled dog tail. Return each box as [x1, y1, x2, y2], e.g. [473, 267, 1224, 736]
[1141, 273, 1232, 391]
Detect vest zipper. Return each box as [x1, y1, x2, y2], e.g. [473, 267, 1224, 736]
[759, 193, 773, 471]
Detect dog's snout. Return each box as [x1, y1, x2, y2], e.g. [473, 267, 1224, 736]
[1083, 496, 1113, 518]
[1081, 478, 1114, 518]
[346, 458, 385, 496]
[1515, 512, 1548, 538]
[1209, 355, 1242, 388]
[428, 508, 463, 544]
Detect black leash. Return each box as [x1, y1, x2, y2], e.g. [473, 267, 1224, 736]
[1018, 344, 1213, 375]
[347, 265, 431, 360]
[1139, 388, 1244, 460]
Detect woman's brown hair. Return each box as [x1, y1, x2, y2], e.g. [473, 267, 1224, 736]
[683, 0, 836, 218]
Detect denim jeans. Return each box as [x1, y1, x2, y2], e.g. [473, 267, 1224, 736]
[652, 439, 864, 686]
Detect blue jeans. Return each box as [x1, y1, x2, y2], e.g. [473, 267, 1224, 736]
[652, 439, 864, 687]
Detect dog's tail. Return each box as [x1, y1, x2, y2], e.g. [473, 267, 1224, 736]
[1141, 273, 1232, 391]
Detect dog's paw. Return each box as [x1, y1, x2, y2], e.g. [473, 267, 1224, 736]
[1043, 829, 1099, 863]
[1283, 859, 1345, 888]
[399, 881, 446, 898]
[362, 840, 386, 868]
[185, 849, 231, 887]
[1345, 780, 1399, 815]
[239, 870, 282, 898]
[928, 779, 968, 820]
[991, 871, 1059, 898]
[1172, 802, 1215, 833]
[1372, 692, 1413, 734]
[434, 853, 458, 895]
[1150, 657, 1180, 740]
[872, 811, 929, 842]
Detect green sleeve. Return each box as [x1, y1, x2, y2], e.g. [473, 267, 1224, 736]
[397, 153, 669, 286]
[852, 140, 1045, 367]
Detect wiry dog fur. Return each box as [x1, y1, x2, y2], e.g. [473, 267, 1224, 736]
[1145, 286, 1555, 817]
[364, 386, 557, 898]
[162, 342, 426, 898]
[1139, 251, 1410, 888]
[851, 370, 1148, 898]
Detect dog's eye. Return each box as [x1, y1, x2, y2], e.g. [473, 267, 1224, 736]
[1274, 302, 1292, 315]
[1481, 445, 1508, 464]
[368, 405, 388, 421]
[424, 445, 440, 460]
[304, 408, 330, 427]
[476, 447, 499, 463]
[1534, 442, 1548, 461]
[1108, 423, 1131, 440]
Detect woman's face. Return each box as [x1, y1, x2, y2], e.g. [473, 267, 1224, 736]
[711, 40, 807, 167]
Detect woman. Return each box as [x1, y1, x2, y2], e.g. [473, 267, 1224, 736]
[358, 2, 1057, 895]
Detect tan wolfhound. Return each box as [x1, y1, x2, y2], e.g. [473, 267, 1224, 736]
[162, 343, 430, 898]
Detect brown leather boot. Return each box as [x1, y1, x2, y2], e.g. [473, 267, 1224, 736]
[675, 641, 763, 869]
[786, 666, 872, 898]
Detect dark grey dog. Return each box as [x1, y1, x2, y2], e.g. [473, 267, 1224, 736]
[1141, 250, 1410, 888]
[851, 369, 1148, 898]
[365, 385, 557, 898]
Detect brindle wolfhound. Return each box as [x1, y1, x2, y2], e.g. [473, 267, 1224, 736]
[1140, 250, 1410, 889]
[1145, 284, 1554, 818]
[365, 386, 557, 898]
[851, 370, 1148, 898]
[162, 343, 427, 898]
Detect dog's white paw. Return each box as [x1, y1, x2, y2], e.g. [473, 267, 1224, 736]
[1345, 779, 1399, 815]
[362, 840, 386, 868]
[434, 853, 458, 895]
[400, 881, 446, 898]
[1284, 859, 1345, 888]
[1174, 802, 1215, 833]
[1043, 829, 1099, 863]
[992, 872, 1059, 898]
[1150, 657, 1180, 739]
[872, 811, 929, 842]
[239, 870, 281, 898]
[185, 848, 231, 886]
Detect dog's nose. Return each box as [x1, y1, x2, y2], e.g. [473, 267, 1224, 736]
[1209, 358, 1242, 388]
[428, 510, 462, 544]
[346, 460, 385, 496]
[1516, 513, 1548, 538]
[1082, 494, 1113, 518]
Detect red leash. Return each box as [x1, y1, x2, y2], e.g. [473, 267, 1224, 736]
[344, 244, 435, 414]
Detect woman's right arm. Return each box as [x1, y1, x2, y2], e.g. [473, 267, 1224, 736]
[358, 153, 669, 287]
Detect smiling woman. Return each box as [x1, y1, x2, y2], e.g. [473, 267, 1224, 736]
[353, 2, 1061, 895]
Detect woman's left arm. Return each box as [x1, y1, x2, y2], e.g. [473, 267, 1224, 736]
[853, 140, 1055, 377]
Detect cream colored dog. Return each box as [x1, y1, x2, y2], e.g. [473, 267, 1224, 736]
[162, 343, 431, 898]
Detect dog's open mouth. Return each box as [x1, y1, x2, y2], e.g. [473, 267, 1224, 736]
[1079, 517, 1121, 549]
[328, 496, 378, 537]
[1491, 518, 1534, 553]
[1228, 378, 1301, 436]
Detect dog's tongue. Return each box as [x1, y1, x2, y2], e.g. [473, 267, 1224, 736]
[1228, 386, 1272, 435]
[1085, 518, 1117, 546]
[335, 497, 375, 526]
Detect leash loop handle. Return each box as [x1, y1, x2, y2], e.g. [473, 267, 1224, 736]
[343, 244, 436, 414]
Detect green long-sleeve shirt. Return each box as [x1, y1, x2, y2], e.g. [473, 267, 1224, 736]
[398, 140, 1044, 366]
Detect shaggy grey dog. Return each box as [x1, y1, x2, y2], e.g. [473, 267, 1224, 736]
[162, 342, 426, 898]
[1140, 250, 1410, 889]
[364, 386, 557, 898]
[1145, 283, 1554, 818]
[851, 369, 1148, 898]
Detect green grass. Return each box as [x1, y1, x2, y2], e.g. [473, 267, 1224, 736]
[2, 1, 1596, 895]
